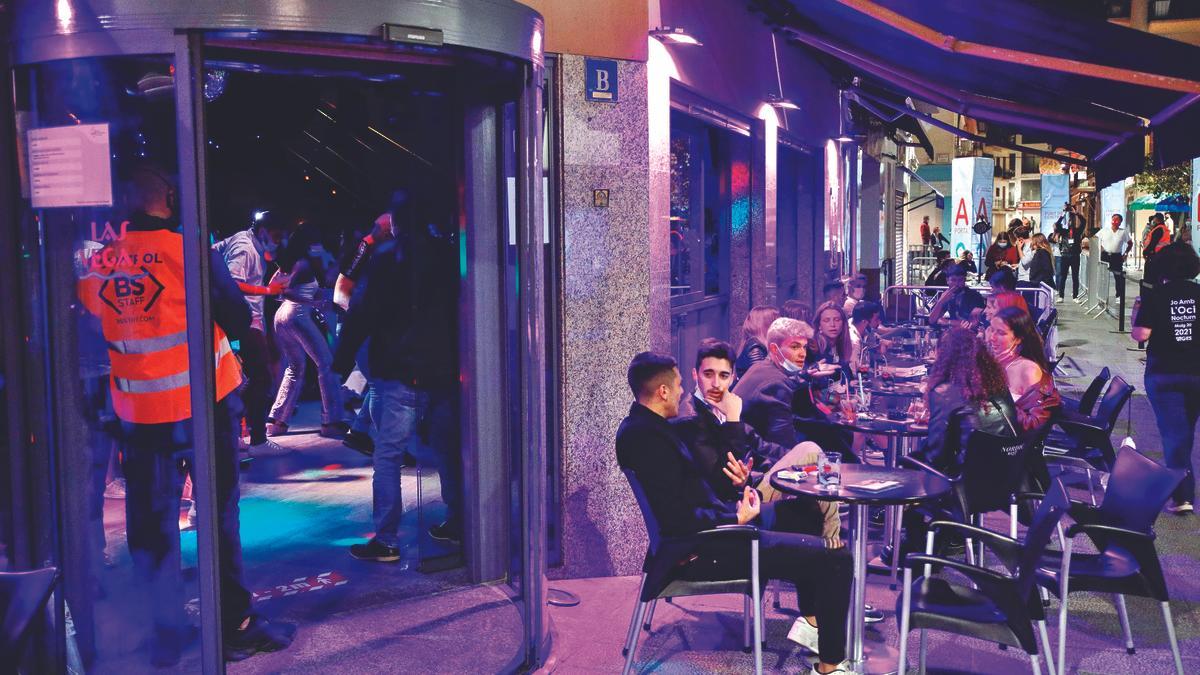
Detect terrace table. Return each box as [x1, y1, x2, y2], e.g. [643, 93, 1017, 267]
[771, 465, 951, 675]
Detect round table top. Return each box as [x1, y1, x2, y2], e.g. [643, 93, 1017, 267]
[863, 380, 925, 398]
[769, 463, 952, 506]
[809, 409, 931, 437]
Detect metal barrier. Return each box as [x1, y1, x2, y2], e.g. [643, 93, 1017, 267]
[880, 282, 1058, 356]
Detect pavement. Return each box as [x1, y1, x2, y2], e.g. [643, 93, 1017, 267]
[541, 283, 1200, 675]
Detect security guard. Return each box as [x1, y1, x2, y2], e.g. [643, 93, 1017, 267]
[78, 166, 294, 665]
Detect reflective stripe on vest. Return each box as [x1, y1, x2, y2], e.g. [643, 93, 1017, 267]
[112, 336, 234, 394]
[108, 331, 188, 355]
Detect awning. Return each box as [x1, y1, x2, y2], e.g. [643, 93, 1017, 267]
[750, 0, 1200, 185]
[1129, 194, 1191, 212]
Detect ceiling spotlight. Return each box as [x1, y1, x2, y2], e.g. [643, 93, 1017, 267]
[766, 94, 800, 111]
[253, 210, 268, 222]
[650, 27, 702, 46]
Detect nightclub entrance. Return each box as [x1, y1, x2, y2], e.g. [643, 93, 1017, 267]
[0, 1, 548, 672]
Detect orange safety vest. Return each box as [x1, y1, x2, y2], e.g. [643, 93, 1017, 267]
[1142, 223, 1170, 256]
[78, 229, 242, 424]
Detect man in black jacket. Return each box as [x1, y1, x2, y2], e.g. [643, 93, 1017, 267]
[1052, 202, 1085, 300]
[616, 352, 853, 673]
[333, 206, 463, 558]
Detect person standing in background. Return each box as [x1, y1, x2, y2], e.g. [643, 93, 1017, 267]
[920, 215, 931, 247]
[1052, 204, 1085, 300]
[1133, 242, 1200, 514]
[213, 212, 289, 456]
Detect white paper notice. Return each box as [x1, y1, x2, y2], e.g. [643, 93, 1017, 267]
[28, 123, 113, 208]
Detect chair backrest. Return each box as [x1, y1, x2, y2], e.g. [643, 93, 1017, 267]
[960, 429, 1033, 516]
[0, 567, 58, 656]
[1015, 479, 1070, 596]
[621, 468, 663, 557]
[1098, 446, 1187, 532]
[1078, 367, 1111, 417]
[1093, 376, 1133, 432]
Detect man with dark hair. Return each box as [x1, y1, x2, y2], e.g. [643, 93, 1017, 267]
[849, 301, 886, 372]
[616, 352, 854, 673]
[1052, 203, 1085, 300]
[928, 263, 985, 327]
[1143, 212, 1171, 260]
[822, 279, 846, 308]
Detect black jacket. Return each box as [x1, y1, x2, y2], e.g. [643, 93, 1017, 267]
[1028, 249, 1054, 287]
[734, 338, 768, 379]
[332, 235, 457, 390]
[731, 360, 801, 448]
[918, 383, 1019, 475]
[615, 403, 738, 538]
[1053, 214, 1085, 256]
[671, 398, 791, 500]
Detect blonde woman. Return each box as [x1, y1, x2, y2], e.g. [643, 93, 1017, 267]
[734, 305, 780, 378]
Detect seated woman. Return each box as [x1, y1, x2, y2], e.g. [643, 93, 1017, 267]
[986, 306, 1061, 432]
[734, 305, 779, 379]
[984, 230, 1019, 279]
[913, 328, 1019, 476]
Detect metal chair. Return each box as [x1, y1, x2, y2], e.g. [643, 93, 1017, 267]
[896, 479, 1069, 675]
[620, 469, 764, 675]
[1032, 447, 1187, 675]
[0, 567, 59, 666]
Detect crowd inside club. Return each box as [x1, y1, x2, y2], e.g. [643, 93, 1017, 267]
[615, 235, 1199, 674]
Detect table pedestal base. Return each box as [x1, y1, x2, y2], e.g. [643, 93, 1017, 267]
[850, 642, 900, 675]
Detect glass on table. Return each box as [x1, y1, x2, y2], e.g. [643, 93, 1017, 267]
[818, 452, 842, 488]
[839, 394, 858, 421]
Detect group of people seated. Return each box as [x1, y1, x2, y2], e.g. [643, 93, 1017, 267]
[615, 273, 1061, 673]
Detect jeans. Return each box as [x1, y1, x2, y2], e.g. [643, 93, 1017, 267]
[238, 328, 271, 444]
[424, 391, 463, 526]
[368, 379, 425, 546]
[351, 385, 375, 435]
[684, 516, 852, 664]
[269, 300, 342, 425]
[1057, 255, 1080, 298]
[119, 396, 251, 642]
[1144, 372, 1200, 503]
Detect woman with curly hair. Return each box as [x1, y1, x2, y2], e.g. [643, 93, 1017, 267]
[986, 306, 1061, 432]
[917, 328, 1019, 474]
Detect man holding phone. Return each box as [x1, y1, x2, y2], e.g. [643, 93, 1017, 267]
[616, 352, 855, 674]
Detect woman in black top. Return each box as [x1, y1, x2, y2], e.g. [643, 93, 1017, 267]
[1133, 241, 1200, 513]
[734, 305, 779, 379]
[916, 327, 1019, 475]
[1027, 233, 1055, 287]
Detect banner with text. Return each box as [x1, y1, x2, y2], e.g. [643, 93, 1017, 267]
[950, 156, 994, 258]
[1100, 181, 1126, 235]
[1040, 174, 1070, 236]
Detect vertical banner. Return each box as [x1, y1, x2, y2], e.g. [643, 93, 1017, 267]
[1100, 181, 1126, 233]
[1040, 174, 1070, 236]
[950, 156, 994, 258]
[1192, 157, 1200, 264]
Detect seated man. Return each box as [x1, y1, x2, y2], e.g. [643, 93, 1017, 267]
[734, 318, 855, 462]
[927, 262, 985, 328]
[673, 339, 840, 545]
[616, 352, 854, 674]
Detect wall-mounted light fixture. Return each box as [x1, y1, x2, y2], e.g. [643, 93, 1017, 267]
[765, 94, 800, 111]
[650, 27, 702, 46]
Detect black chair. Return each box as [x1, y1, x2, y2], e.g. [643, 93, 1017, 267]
[902, 427, 1043, 565]
[1060, 367, 1110, 418]
[1032, 447, 1187, 675]
[620, 469, 764, 675]
[896, 479, 1069, 675]
[1043, 375, 1134, 500]
[0, 567, 59, 665]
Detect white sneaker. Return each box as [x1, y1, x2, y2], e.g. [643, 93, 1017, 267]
[1167, 501, 1194, 514]
[810, 660, 858, 674]
[249, 439, 291, 457]
[787, 616, 820, 653]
